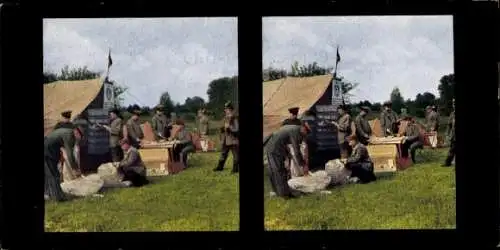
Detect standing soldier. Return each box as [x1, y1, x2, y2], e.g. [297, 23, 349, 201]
[282, 107, 302, 126]
[151, 104, 171, 140]
[54, 110, 74, 130]
[126, 105, 144, 149]
[332, 105, 352, 157]
[442, 99, 455, 167]
[44, 124, 83, 201]
[380, 101, 399, 137]
[354, 106, 372, 145]
[425, 105, 439, 149]
[197, 107, 210, 137]
[99, 108, 124, 162]
[214, 101, 240, 173]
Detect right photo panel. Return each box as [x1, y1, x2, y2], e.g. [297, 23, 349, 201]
[262, 16, 456, 230]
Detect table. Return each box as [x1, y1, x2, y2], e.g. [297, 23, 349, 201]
[140, 140, 184, 176]
[367, 136, 412, 173]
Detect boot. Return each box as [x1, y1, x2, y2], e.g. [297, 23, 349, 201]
[213, 161, 225, 172]
[411, 152, 417, 164]
[231, 163, 239, 173]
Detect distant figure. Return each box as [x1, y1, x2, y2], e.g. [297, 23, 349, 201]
[44, 125, 83, 201]
[53, 110, 74, 130]
[425, 105, 439, 149]
[151, 104, 171, 140]
[100, 108, 124, 162]
[264, 123, 311, 198]
[197, 108, 210, 137]
[281, 107, 302, 126]
[332, 105, 352, 157]
[126, 105, 144, 148]
[170, 119, 195, 168]
[442, 99, 456, 167]
[380, 101, 399, 137]
[354, 106, 372, 145]
[401, 116, 424, 163]
[214, 101, 240, 173]
[344, 135, 376, 184]
[117, 139, 149, 187]
[400, 108, 408, 116]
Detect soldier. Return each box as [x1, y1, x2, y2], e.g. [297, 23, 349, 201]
[151, 104, 171, 140]
[44, 124, 83, 201]
[264, 122, 311, 198]
[442, 99, 455, 167]
[53, 110, 74, 130]
[214, 101, 240, 173]
[99, 108, 124, 162]
[281, 107, 302, 126]
[344, 135, 377, 184]
[126, 105, 144, 149]
[401, 116, 424, 163]
[380, 101, 399, 137]
[197, 107, 210, 137]
[354, 106, 372, 145]
[116, 139, 149, 187]
[425, 105, 439, 149]
[170, 119, 195, 168]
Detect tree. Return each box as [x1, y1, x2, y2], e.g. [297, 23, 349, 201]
[183, 96, 206, 114]
[334, 75, 360, 105]
[263, 67, 287, 81]
[437, 73, 455, 116]
[158, 91, 176, 114]
[207, 76, 238, 117]
[413, 92, 436, 118]
[389, 87, 405, 114]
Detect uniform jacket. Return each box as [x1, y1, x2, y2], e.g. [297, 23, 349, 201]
[380, 110, 398, 136]
[109, 117, 123, 147]
[264, 125, 306, 167]
[119, 147, 146, 176]
[354, 114, 372, 142]
[151, 113, 170, 139]
[126, 118, 144, 142]
[44, 127, 79, 170]
[337, 113, 352, 144]
[220, 112, 239, 146]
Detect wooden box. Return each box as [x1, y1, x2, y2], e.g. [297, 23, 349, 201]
[366, 144, 398, 173]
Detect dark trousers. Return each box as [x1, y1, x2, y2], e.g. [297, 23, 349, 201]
[117, 166, 149, 187]
[345, 162, 377, 184]
[444, 140, 456, 166]
[216, 144, 239, 172]
[44, 155, 66, 201]
[401, 139, 423, 163]
[110, 146, 124, 162]
[266, 152, 291, 197]
[173, 143, 195, 167]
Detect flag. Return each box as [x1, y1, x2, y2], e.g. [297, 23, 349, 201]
[107, 49, 113, 69]
[336, 46, 341, 64]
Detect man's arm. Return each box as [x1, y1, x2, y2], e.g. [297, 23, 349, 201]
[355, 117, 369, 138]
[62, 132, 79, 171]
[109, 119, 122, 136]
[229, 117, 239, 134]
[338, 116, 350, 132]
[346, 147, 361, 164]
[405, 126, 420, 141]
[290, 130, 305, 167]
[119, 150, 138, 168]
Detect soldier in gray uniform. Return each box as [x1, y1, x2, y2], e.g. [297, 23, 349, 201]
[425, 105, 439, 148]
[100, 108, 124, 162]
[344, 135, 376, 184]
[380, 101, 399, 137]
[281, 107, 302, 126]
[53, 110, 74, 130]
[333, 105, 352, 157]
[117, 139, 149, 187]
[197, 107, 210, 136]
[44, 125, 83, 201]
[214, 101, 240, 173]
[171, 119, 195, 168]
[151, 104, 171, 140]
[126, 105, 144, 148]
[401, 116, 424, 163]
[264, 122, 311, 198]
[354, 106, 372, 145]
[442, 99, 456, 167]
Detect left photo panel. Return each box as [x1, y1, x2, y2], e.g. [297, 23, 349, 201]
[43, 17, 239, 232]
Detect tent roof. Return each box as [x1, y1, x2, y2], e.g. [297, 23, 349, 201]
[44, 78, 103, 135]
[262, 75, 333, 137]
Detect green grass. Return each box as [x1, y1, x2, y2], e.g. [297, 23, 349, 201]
[45, 152, 239, 232]
[264, 148, 456, 230]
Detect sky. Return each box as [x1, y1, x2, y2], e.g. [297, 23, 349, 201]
[263, 16, 454, 103]
[43, 18, 238, 107]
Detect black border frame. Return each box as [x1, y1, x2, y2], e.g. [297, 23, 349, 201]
[0, 1, 498, 249]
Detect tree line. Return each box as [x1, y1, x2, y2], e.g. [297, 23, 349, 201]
[44, 66, 239, 121]
[263, 61, 455, 117]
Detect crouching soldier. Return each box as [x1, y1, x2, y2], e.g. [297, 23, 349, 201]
[401, 116, 424, 163]
[344, 135, 377, 184]
[116, 139, 149, 187]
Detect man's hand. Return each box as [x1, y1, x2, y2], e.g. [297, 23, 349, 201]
[73, 169, 82, 178]
[303, 165, 310, 176]
[331, 121, 339, 127]
[224, 123, 230, 129]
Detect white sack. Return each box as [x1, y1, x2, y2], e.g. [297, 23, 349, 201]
[287, 143, 307, 178]
[97, 162, 126, 188]
[60, 174, 104, 197]
[287, 170, 332, 193]
[325, 159, 352, 186]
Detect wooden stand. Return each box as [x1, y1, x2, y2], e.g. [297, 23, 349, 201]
[140, 140, 185, 176]
[367, 137, 411, 173]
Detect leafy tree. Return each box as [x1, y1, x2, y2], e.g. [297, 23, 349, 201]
[183, 96, 206, 114]
[389, 87, 405, 114]
[158, 91, 176, 115]
[207, 76, 238, 117]
[437, 73, 455, 116]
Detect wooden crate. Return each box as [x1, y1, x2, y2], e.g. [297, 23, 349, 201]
[366, 144, 398, 173]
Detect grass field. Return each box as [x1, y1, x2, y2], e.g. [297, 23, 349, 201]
[264, 148, 456, 230]
[45, 120, 239, 232]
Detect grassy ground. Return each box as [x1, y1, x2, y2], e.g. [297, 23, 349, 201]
[45, 120, 239, 232]
[264, 148, 456, 230]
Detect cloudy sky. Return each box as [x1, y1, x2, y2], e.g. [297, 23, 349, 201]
[43, 18, 238, 107]
[263, 16, 454, 103]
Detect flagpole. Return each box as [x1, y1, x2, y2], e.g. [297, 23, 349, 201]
[106, 48, 111, 80]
